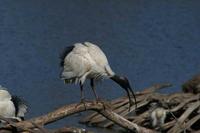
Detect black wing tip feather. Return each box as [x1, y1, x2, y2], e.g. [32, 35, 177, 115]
[60, 46, 74, 67]
[11, 95, 27, 116]
[11, 95, 25, 105]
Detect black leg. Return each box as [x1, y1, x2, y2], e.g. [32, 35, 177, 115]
[78, 82, 86, 110]
[90, 79, 99, 100]
[90, 79, 108, 110]
[80, 82, 84, 102]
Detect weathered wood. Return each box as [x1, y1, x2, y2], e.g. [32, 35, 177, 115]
[2, 82, 200, 133]
[168, 101, 200, 133]
[139, 83, 172, 94]
[80, 83, 172, 126]
[184, 115, 200, 132]
[53, 126, 90, 133]
[2, 101, 154, 133]
[81, 83, 200, 132]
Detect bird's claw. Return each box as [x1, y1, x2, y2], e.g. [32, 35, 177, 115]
[96, 98, 112, 110]
[75, 99, 88, 110]
[96, 98, 104, 103]
[95, 98, 105, 109]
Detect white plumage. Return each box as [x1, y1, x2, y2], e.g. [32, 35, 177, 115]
[0, 86, 27, 122]
[0, 89, 15, 119]
[61, 42, 114, 84]
[151, 107, 167, 128]
[60, 42, 136, 109]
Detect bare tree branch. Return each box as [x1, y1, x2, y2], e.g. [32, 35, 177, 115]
[3, 101, 154, 133]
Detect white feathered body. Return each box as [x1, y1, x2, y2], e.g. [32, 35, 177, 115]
[61, 42, 115, 84]
[0, 89, 16, 119]
[0, 87, 27, 121]
[151, 107, 167, 127]
[0, 99, 15, 119]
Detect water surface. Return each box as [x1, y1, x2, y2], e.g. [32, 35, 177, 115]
[0, 0, 200, 132]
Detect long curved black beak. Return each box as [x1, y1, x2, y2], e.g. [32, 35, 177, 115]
[123, 86, 137, 111]
[110, 75, 137, 111]
[128, 86, 137, 110]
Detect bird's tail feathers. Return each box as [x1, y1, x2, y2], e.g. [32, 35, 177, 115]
[11, 96, 28, 118]
[64, 78, 77, 84]
[17, 104, 28, 118]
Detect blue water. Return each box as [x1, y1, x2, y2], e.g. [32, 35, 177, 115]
[1, 0, 200, 132]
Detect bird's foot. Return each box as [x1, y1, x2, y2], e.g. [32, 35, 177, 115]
[0, 118, 17, 129]
[75, 99, 88, 110]
[96, 98, 104, 103]
[96, 98, 112, 110]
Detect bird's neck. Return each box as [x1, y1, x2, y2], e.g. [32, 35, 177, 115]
[105, 65, 115, 77]
[110, 74, 121, 83]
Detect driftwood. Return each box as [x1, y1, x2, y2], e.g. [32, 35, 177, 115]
[81, 83, 200, 133]
[0, 100, 154, 133]
[1, 78, 200, 133]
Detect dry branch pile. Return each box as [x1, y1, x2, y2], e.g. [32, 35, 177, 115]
[81, 83, 200, 133]
[0, 99, 153, 133]
[1, 75, 200, 133]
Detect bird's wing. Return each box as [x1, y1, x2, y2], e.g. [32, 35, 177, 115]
[84, 42, 108, 66]
[61, 43, 92, 80]
[0, 101, 15, 118]
[60, 46, 75, 67]
[84, 42, 114, 76]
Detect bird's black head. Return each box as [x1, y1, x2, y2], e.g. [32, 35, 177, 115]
[111, 75, 137, 110]
[111, 75, 129, 88]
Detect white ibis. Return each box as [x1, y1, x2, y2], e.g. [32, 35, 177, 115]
[150, 102, 167, 130]
[60, 42, 136, 109]
[0, 86, 27, 122]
